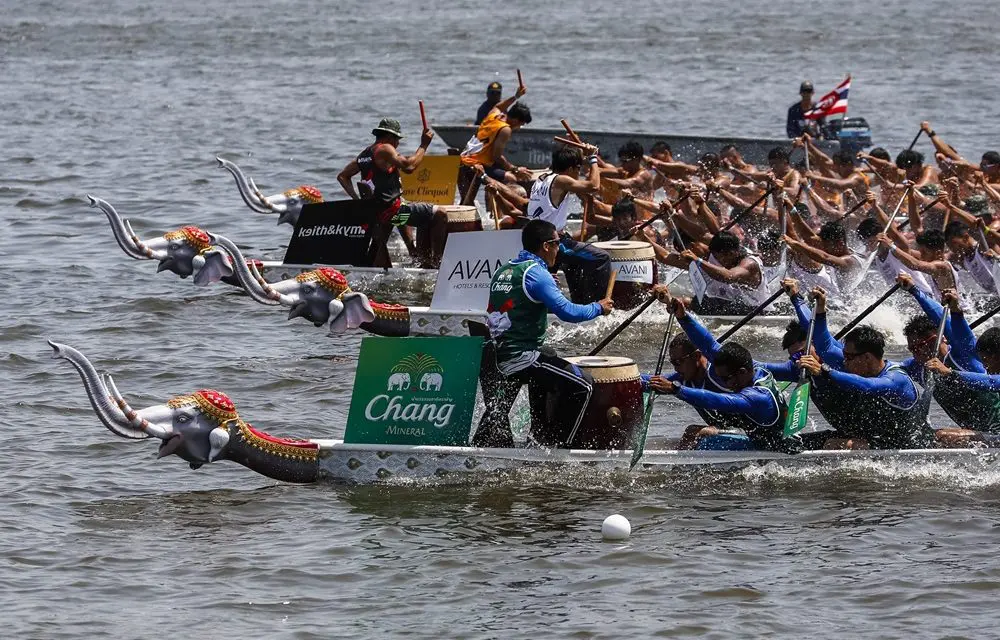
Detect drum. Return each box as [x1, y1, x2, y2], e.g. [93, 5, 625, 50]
[593, 240, 657, 310]
[414, 205, 482, 263]
[528, 356, 645, 450]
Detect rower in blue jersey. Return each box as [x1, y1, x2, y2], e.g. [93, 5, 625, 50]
[644, 293, 799, 453]
[926, 328, 1000, 445]
[896, 274, 1000, 442]
[795, 286, 934, 449]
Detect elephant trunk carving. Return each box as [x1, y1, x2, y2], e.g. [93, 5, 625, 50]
[216, 157, 273, 214]
[89, 195, 168, 261]
[51, 341, 319, 484]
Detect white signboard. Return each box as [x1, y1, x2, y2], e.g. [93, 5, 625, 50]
[689, 262, 708, 303]
[430, 230, 523, 312]
[611, 259, 654, 284]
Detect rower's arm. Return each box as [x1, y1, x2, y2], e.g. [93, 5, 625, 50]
[337, 159, 361, 200]
[805, 137, 834, 169]
[872, 202, 912, 248]
[524, 264, 602, 322]
[810, 173, 861, 190]
[678, 315, 722, 361]
[646, 157, 699, 176]
[825, 368, 918, 405]
[790, 293, 812, 328]
[886, 246, 949, 279]
[904, 285, 951, 339]
[695, 256, 761, 287]
[805, 186, 842, 217]
[905, 189, 924, 235]
[954, 371, 1000, 391]
[379, 138, 430, 174]
[674, 385, 778, 426]
[789, 207, 821, 244]
[812, 312, 845, 369]
[924, 126, 963, 162]
[489, 180, 529, 211]
[948, 309, 985, 373]
[758, 360, 798, 382]
[556, 158, 601, 195]
[785, 238, 855, 270]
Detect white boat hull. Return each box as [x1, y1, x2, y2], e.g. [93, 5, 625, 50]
[312, 441, 997, 484]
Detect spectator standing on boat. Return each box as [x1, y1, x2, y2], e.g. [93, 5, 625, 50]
[336, 118, 449, 268]
[526, 145, 614, 304]
[786, 80, 824, 139]
[475, 81, 503, 125]
[474, 219, 613, 448]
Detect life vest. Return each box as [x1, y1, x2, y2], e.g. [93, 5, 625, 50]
[460, 110, 510, 167]
[874, 251, 934, 295]
[828, 363, 934, 449]
[356, 143, 401, 206]
[960, 249, 997, 294]
[919, 352, 1000, 433]
[486, 258, 548, 368]
[787, 257, 841, 295]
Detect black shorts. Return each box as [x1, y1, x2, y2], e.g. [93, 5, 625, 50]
[482, 164, 508, 182]
[395, 201, 435, 228]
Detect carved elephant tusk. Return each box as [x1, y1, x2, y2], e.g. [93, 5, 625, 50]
[216, 157, 273, 214]
[89, 195, 153, 261]
[104, 374, 174, 440]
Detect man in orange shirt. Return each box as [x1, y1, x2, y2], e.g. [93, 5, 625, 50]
[460, 83, 532, 186]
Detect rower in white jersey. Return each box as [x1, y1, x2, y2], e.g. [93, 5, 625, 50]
[945, 220, 999, 294]
[856, 217, 934, 295]
[526, 145, 613, 304]
[677, 230, 772, 316]
[877, 227, 970, 310]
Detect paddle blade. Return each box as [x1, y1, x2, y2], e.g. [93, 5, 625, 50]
[784, 382, 811, 437]
[630, 393, 655, 470]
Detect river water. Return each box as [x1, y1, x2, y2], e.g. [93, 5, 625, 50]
[3, 1, 1000, 638]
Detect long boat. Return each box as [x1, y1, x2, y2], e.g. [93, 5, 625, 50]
[431, 124, 855, 168]
[51, 341, 992, 486]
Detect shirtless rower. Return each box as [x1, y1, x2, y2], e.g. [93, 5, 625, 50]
[877, 228, 963, 305]
[336, 118, 449, 268]
[782, 220, 864, 292]
[600, 141, 656, 201]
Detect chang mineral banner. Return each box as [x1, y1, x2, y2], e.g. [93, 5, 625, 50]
[400, 155, 460, 205]
[430, 230, 522, 311]
[344, 336, 484, 446]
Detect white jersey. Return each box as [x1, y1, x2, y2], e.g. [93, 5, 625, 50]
[787, 257, 840, 295]
[704, 254, 770, 306]
[874, 251, 933, 295]
[527, 173, 571, 231]
[960, 250, 997, 293]
[835, 252, 867, 292]
[929, 261, 965, 306]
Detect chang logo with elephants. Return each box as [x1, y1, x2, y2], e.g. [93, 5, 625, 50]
[345, 336, 483, 446]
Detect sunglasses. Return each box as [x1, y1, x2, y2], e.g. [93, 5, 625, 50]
[669, 350, 697, 368]
[544, 238, 560, 246]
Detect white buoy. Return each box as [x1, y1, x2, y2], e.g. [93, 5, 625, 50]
[601, 514, 631, 541]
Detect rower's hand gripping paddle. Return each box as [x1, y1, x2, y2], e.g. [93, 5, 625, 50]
[784, 300, 816, 437]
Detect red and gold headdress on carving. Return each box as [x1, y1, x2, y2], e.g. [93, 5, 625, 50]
[167, 389, 239, 423]
[164, 226, 213, 253]
[295, 267, 350, 297]
[284, 185, 323, 203]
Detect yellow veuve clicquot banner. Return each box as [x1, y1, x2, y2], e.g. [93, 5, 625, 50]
[401, 155, 460, 205]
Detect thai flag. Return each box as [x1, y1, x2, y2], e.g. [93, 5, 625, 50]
[805, 76, 850, 120]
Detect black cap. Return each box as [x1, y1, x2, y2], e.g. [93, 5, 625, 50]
[800, 81, 814, 93]
[487, 81, 502, 94]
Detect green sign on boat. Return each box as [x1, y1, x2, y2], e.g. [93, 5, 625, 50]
[345, 336, 484, 446]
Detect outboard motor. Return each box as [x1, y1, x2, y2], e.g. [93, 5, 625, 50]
[829, 117, 872, 156]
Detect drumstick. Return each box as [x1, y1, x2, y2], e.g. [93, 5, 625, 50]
[487, 189, 501, 229]
[516, 69, 525, 91]
[553, 136, 590, 151]
[560, 120, 584, 144]
[418, 100, 428, 130]
[604, 271, 617, 300]
[580, 196, 591, 241]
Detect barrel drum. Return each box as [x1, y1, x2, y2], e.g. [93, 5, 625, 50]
[414, 204, 482, 260]
[528, 356, 645, 450]
[593, 240, 657, 310]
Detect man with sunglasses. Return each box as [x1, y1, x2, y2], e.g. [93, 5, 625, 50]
[926, 328, 1000, 446]
[897, 277, 1000, 441]
[645, 294, 798, 453]
[795, 286, 933, 449]
[474, 219, 613, 448]
[600, 141, 656, 201]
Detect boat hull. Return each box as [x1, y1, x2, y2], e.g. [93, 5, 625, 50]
[432, 125, 844, 168]
[313, 441, 996, 484]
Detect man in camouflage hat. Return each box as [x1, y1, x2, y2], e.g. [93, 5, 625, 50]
[337, 117, 449, 268]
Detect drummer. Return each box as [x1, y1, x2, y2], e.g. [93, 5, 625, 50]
[527, 145, 614, 304]
[336, 118, 450, 268]
[473, 219, 613, 448]
[460, 83, 532, 186]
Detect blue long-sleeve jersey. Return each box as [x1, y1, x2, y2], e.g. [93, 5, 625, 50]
[900, 286, 984, 376]
[519, 251, 602, 322]
[824, 364, 918, 406]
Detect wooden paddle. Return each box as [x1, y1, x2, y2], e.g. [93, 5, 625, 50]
[604, 271, 617, 300]
[833, 284, 900, 340]
[486, 189, 501, 228]
[588, 297, 657, 356]
[784, 301, 816, 437]
[907, 128, 923, 151]
[560, 119, 584, 144]
[517, 69, 525, 92]
[971, 303, 1000, 330]
[419, 100, 428, 130]
[553, 135, 590, 151]
[720, 186, 777, 232]
[619, 191, 691, 241]
[631, 312, 675, 470]
[716, 288, 786, 343]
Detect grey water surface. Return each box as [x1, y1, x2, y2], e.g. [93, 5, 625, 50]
[3, 1, 1000, 638]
